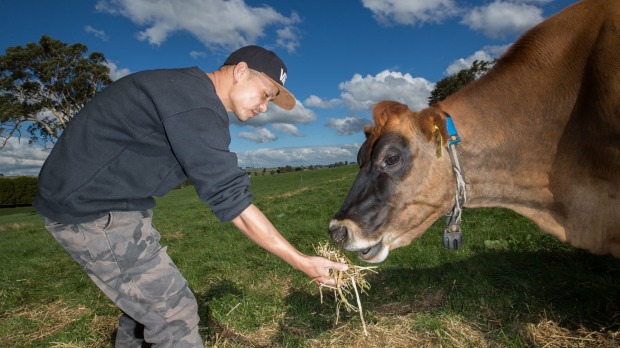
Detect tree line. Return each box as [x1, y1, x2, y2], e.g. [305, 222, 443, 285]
[0, 176, 38, 207]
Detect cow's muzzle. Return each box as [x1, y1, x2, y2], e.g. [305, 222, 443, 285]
[329, 219, 387, 262]
[330, 224, 348, 244]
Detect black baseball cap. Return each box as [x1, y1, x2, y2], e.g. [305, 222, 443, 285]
[223, 45, 296, 110]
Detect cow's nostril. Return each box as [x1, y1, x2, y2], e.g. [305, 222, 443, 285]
[330, 225, 348, 244]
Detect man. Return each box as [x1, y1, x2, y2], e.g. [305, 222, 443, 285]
[34, 45, 348, 347]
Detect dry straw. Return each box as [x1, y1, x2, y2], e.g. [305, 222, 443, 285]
[313, 241, 379, 336]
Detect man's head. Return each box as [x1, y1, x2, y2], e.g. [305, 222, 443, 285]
[223, 45, 295, 111]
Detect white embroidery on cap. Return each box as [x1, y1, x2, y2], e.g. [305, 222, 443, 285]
[280, 68, 287, 85]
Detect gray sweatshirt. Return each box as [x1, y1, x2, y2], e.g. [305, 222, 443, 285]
[34, 67, 252, 224]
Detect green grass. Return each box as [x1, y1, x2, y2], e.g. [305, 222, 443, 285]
[1, 165, 618, 347]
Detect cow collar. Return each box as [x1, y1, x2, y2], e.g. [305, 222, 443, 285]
[442, 113, 467, 250]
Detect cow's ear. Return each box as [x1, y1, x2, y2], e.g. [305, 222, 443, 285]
[372, 100, 410, 128]
[363, 125, 373, 138]
[415, 107, 449, 158]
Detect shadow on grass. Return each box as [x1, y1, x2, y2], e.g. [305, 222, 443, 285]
[273, 249, 619, 345]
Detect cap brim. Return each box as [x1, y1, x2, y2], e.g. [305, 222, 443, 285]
[262, 73, 296, 110]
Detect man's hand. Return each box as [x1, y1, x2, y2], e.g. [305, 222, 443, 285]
[298, 255, 349, 287]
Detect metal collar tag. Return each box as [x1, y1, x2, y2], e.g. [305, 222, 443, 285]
[442, 113, 466, 250]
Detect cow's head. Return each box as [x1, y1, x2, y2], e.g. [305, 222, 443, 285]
[329, 100, 457, 263]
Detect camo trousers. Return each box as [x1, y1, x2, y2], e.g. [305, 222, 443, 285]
[44, 210, 203, 347]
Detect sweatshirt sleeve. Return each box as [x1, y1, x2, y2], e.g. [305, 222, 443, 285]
[162, 107, 252, 222]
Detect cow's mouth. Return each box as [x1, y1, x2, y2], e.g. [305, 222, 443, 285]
[356, 240, 386, 263]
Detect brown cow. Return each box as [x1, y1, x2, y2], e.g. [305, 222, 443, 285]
[329, 0, 620, 263]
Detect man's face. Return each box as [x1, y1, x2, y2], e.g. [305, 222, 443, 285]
[230, 68, 279, 122]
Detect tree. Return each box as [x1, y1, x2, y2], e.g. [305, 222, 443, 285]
[0, 35, 112, 148]
[428, 60, 494, 106]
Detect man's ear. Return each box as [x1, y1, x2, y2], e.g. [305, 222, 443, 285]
[233, 62, 249, 81]
[415, 107, 449, 158]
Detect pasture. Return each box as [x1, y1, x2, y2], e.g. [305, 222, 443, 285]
[1, 165, 618, 347]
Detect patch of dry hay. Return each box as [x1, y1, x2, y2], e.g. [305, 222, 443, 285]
[0, 299, 118, 347]
[210, 321, 278, 348]
[0, 222, 36, 232]
[303, 313, 490, 348]
[313, 241, 378, 336]
[526, 319, 620, 348]
[206, 311, 620, 348]
[0, 300, 88, 346]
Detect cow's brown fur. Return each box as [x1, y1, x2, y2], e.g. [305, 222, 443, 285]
[334, 0, 620, 261]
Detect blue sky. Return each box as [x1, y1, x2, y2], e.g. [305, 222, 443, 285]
[0, 0, 577, 175]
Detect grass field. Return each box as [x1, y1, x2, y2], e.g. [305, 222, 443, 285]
[1, 165, 619, 347]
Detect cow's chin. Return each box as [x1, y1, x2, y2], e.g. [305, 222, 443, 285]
[342, 238, 389, 263]
[356, 241, 389, 263]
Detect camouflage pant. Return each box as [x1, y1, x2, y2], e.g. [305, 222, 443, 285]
[44, 210, 203, 347]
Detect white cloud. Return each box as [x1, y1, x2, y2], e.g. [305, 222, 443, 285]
[303, 95, 343, 109]
[272, 123, 303, 137]
[104, 61, 131, 81]
[339, 70, 435, 112]
[445, 44, 509, 75]
[232, 99, 317, 127]
[362, 0, 459, 26]
[276, 25, 301, 54]
[326, 116, 372, 136]
[189, 50, 207, 59]
[461, 1, 544, 39]
[84, 25, 109, 41]
[95, 0, 301, 51]
[237, 144, 360, 168]
[0, 138, 49, 176]
[238, 127, 277, 143]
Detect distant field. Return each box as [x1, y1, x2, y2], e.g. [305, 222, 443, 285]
[1, 165, 618, 347]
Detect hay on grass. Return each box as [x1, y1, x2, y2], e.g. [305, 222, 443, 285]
[313, 241, 378, 336]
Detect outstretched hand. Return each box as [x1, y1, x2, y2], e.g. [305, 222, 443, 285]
[300, 255, 349, 287]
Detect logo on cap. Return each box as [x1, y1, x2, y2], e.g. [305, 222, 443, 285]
[280, 68, 287, 85]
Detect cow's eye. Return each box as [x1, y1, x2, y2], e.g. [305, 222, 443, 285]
[385, 155, 400, 167]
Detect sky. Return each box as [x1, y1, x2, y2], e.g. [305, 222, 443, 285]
[0, 0, 578, 176]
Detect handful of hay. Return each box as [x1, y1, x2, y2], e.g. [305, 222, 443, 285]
[313, 241, 378, 336]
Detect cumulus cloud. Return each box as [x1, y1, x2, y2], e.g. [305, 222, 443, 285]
[361, 0, 548, 40]
[362, 0, 459, 26]
[461, 1, 544, 39]
[84, 25, 109, 41]
[272, 123, 303, 137]
[104, 61, 131, 81]
[95, 0, 301, 51]
[189, 50, 207, 59]
[237, 143, 360, 168]
[339, 70, 435, 112]
[276, 26, 301, 54]
[445, 44, 509, 75]
[231, 99, 317, 127]
[326, 116, 372, 136]
[303, 95, 343, 109]
[0, 138, 49, 176]
[238, 127, 277, 143]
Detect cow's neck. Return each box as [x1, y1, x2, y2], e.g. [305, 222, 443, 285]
[438, 8, 597, 222]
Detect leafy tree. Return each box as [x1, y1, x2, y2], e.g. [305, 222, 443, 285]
[428, 60, 494, 106]
[0, 35, 112, 148]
